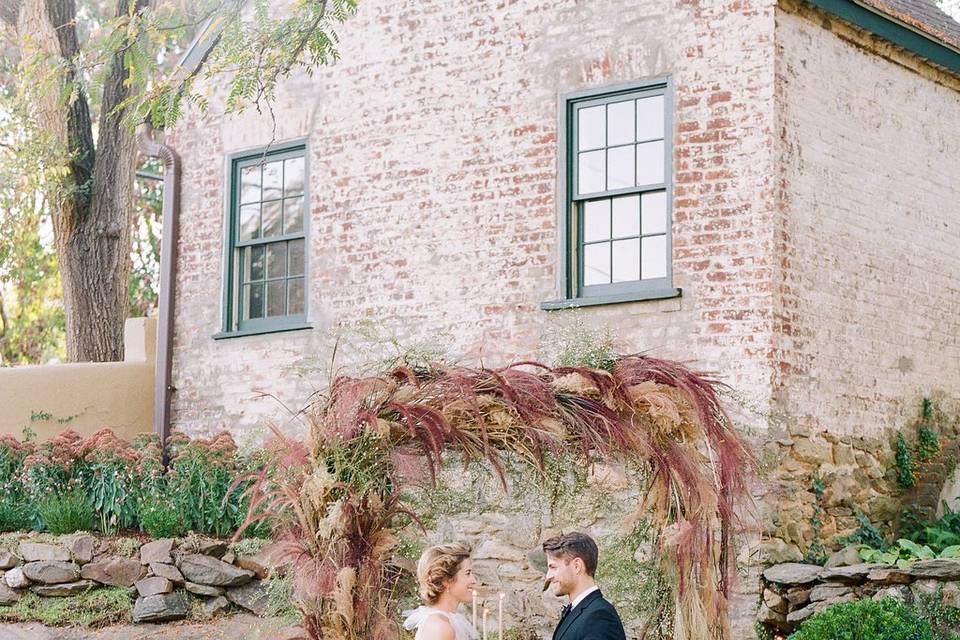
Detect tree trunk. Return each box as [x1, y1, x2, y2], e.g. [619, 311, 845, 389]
[17, 0, 146, 362]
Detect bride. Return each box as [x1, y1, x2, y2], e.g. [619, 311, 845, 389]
[403, 543, 479, 640]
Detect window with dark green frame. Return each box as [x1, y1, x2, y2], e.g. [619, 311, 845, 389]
[222, 145, 308, 335]
[565, 81, 674, 302]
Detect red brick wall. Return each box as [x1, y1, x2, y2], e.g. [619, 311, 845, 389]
[167, 0, 780, 443]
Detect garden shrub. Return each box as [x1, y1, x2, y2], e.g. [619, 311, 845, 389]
[788, 598, 934, 640]
[138, 497, 189, 539]
[37, 489, 95, 535]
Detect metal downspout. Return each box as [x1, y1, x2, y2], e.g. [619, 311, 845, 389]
[137, 124, 180, 453]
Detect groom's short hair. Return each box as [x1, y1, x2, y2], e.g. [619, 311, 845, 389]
[542, 532, 598, 576]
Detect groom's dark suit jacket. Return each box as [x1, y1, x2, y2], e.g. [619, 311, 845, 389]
[552, 589, 626, 640]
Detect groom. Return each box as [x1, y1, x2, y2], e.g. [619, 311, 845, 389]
[542, 532, 627, 640]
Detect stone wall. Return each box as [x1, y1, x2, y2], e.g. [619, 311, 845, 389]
[0, 533, 278, 623]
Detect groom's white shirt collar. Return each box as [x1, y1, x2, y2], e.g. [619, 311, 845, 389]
[570, 585, 599, 610]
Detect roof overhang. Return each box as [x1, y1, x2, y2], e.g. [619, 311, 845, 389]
[805, 0, 960, 76]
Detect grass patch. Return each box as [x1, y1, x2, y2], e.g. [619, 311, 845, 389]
[0, 587, 133, 626]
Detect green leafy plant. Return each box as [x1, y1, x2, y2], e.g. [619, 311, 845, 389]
[138, 498, 188, 539]
[837, 511, 886, 549]
[857, 539, 960, 568]
[912, 584, 960, 640]
[895, 433, 916, 488]
[805, 473, 827, 565]
[37, 489, 95, 535]
[0, 496, 29, 533]
[788, 598, 934, 640]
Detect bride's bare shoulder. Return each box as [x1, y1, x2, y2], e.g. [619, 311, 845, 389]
[420, 612, 456, 640]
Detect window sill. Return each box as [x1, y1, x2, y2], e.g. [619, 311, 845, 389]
[540, 287, 681, 310]
[213, 322, 313, 340]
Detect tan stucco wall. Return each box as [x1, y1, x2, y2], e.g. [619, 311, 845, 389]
[0, 318, 156, 441]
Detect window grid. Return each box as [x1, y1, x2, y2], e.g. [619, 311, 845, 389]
[568, 83, 670, 298]
[224, 145, 308, 334]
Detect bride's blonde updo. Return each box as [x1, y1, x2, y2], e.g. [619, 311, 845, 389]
[416, 542, 471, 604]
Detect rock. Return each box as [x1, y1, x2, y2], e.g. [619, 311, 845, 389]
[911, 578, 941, 597]
[81, 556, 146, 587]
[4, 566, 29, 589]
[185, 581, 225, 597]
[763, 563, 822, 585]
[226, 580, 269, 615]
[941, 582, 960, 608]
[756, 602, 786, 626]
[785, 587, 812, 608]
[526, 548, 547, 573]
[824, 547, 862, 568]
[474, 541, 524, 562]
[763, 588, 787, 614]
[22, 561, 80, 585]
[792, 436, 832, 465]
[198, 540, 228, 558]
[179, 554, 254, 587]
[867, 568, 912, 583]
[870, 497, 900, 522]
[133, 592, 189, 623]
[938, 465, 960, 517]
[140, 539, 174, 565]
[873, 586, 910, 602]
[32, 579, 97, 597]
[809, 583, 851, 602]
[221, 552, 236, 565]
[786, 594, 855, 624]
[0, 582, 20, 605]
[0, 551, 17, 570]
[819, 563, 882, 583]
[909, 558, 960, 580]
[63, 533, 98, 565]
[19, 542, 70, 563]
[149, 562, 184, 584]
[203, 595, 231, 618]
[761, 539, 804, 564]
[135, 576, 173, 597]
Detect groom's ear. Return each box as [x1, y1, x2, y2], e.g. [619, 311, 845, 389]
[571, 557, 585, 575]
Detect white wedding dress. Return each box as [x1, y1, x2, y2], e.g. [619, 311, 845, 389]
[403, 606, 479, 640]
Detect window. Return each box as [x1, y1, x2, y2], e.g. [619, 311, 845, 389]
[546, 80, 679, 308]
[218, 144, 310, 337]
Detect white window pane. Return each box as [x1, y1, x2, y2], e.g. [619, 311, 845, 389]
[284, 197, 304, 234]
[642, 235, 667, 279]
[287, 278, 305, 315]
[607, 146, 635, 190]
[266, 280, 286, 317]
[583, 242, 611, 286]
[636, 140, 665, 186]
[244, 283, 264, 320]
[284, 157, 304, 196]
[636, 95, 664, 142]
[612, 238, 640, 282]
[262, 200, 283, 238]
[642, 191, 668, 235]
[583, 199, 611, 242]
[244, 245, 264, 282]
[578, 150, 605, 195]
[267, 243, 287, 279]
[578, 105, 605, 151]
[612, 195, 640, 237]
[239, 204, 260, 241]
[288, 239, 305, 276]
[263, 160, 283, 200]
[607, 100, 635, 146]
[240, 166, 260, 204]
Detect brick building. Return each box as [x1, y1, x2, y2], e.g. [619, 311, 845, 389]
[166, 0, 960, 634]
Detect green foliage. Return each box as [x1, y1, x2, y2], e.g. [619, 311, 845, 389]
[918, 424, 940, 463]
[228, 537, 270, 557]
[137, 497, 188, 539]
[112, 537, 142, 559]
[913, 585, 960, 640]
[896, 433, 916, 488]
[857, 539, 960, 568]
[0, 586, 133, 626]
[837, 511, 886, 549]
[0, 496, 30, 533]
[541, 313, 618, 371]
[897, 507, 960, 554]
[263, 573, 299, 622]
[37, 489, 95, 535]
[595, 526, 673, 639]
[788, 598, 934, 640]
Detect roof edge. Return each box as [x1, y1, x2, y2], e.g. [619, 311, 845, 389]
[804, 0, 960, 76]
